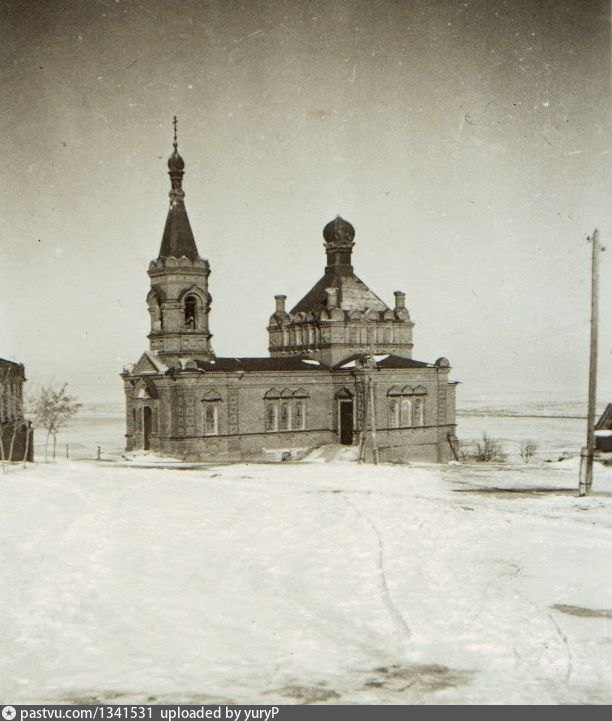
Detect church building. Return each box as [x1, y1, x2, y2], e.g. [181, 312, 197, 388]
[122, 124, 458, 463]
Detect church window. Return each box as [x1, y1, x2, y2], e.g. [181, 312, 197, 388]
[294, 400, 305, 430]
[350, 326, 359, 344]
[184, 294, 198, 330]
[204, 403, 218, 436]
[266, 402, 278, 432]
[389, 399, 400, 428]
[413, 397, 425, 426]
[280, 401, 291, 431]
[400, 398, 412, 427]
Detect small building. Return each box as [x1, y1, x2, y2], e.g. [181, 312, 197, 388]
[122, 124, 458, 463]
[0, 358, 33, 462]
[595, 404, 612, 452]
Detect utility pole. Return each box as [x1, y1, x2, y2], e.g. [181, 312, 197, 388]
[579, 229, 604, 497]
[368, 374, 379, 465]
[358, 376, 368, 463]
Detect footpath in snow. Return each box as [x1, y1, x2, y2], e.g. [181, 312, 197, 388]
[1, 456, 612, 705]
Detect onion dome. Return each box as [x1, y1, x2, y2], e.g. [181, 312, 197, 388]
[323, 215, 355, 247]
[168, 146, 185, 172]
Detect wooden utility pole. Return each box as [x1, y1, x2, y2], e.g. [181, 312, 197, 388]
[579, 229, 603, 497]
[368, 374, 379, 465]
[358, 379, 368, 463]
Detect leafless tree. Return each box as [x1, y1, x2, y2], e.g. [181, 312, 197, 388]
[0, 363, 27, 470]
[30, 384, 81, 462]
[474, 432, 507, 463]
[519, 440, 538, 463]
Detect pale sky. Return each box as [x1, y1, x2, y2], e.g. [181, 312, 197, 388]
[1, 0, 610, 405]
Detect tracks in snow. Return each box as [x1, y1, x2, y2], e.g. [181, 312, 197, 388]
[342, 496, 412, 647]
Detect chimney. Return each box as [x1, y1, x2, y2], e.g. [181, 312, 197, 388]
[394, 291, 406, 311]
[325, 287, 338, 309]
[275, 294, 287, 313]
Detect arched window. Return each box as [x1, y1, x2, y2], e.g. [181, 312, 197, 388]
[280, 401, 291, 431]
[401, 398, 412, 427]
[413, 397, 425, 426]
[266, 402, 278, 432]
[294, 400, 305, 430]
[389, 399, 400, 429]
[147, 292, 162, 332]
[204, 403, 218, 436]
[184, 294, 198, 330]
[201, 391, 222, 436]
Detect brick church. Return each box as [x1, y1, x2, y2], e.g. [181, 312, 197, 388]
[122, 124, 458, 463]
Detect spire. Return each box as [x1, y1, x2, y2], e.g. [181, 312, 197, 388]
[158, 116, 200, 261]
[167, 115, 185, 202]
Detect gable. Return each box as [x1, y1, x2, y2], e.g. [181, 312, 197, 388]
[132, 351, 168, 375]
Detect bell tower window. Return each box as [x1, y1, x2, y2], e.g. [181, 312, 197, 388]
[184, 294, 198, 330]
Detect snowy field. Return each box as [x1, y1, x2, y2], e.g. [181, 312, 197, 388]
[2, 455, 612, 705]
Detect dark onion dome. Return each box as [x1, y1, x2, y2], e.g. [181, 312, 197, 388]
[168, 146, 185, 172]
[323, 215, 355, 246]
[168, 115, 185, 172]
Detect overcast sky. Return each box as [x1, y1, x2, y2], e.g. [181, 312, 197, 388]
[1, 0, 610, 405]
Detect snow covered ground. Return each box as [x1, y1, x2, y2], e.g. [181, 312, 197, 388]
[2, 456, 612, 705]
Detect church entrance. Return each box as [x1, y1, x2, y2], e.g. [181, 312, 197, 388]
[143, 406, 152, 450]
[338, 400, 354, 445]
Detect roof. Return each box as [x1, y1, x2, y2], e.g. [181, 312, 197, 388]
[0, 357, 23, 368]
[334, 353, 433, 370]
[158, 200, 200, 261]
[595, 403, 612, 431]
[291, 272, 389, 315]
[190, 357, 331, 373]
[165, 353, 437, 374]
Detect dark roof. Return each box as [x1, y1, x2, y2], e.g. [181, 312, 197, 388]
[190, 357, 330, 373]
[158, 200, 200, 261]
[170, 354, 433, 374]
[0, 357, 24, 370]
[595, 404, 612, 431]
[291, 272, 389, 315]
[334, 353, 433, 370]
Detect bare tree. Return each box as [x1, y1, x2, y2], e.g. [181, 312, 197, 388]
[0, 363, 27, 470]
[31, 384, 81, 462]
[519, 440, 538, 463]
[474, 432, 507, 463]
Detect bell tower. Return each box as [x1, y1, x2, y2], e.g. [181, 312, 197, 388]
[146, 117, 214, 363]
